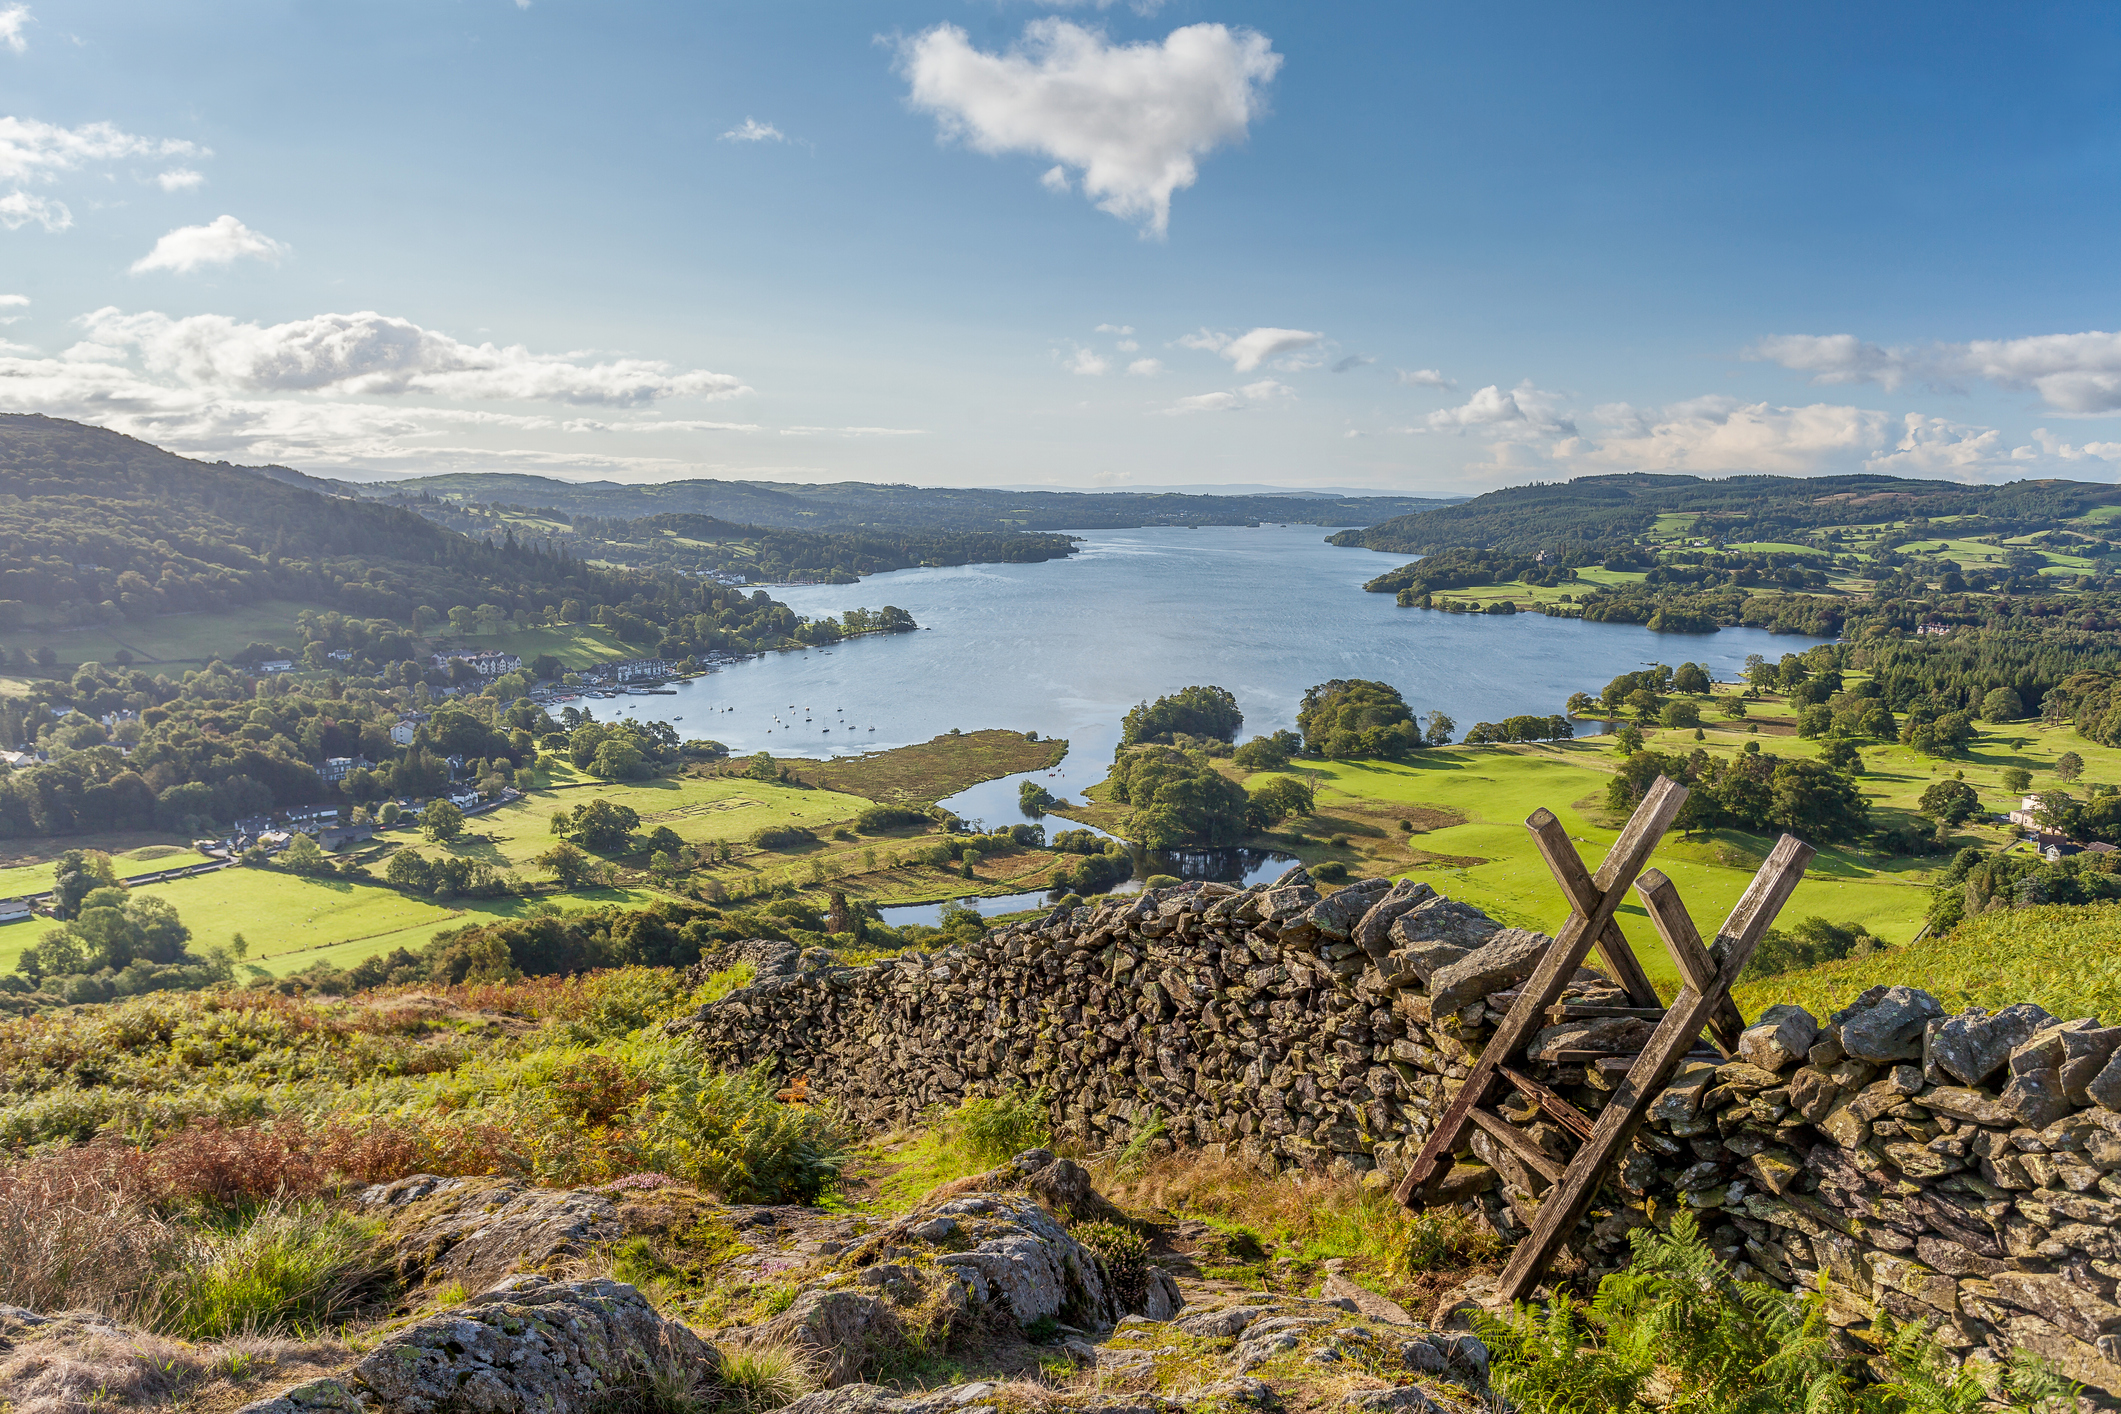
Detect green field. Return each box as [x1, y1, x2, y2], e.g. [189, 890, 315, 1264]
[440, 622, 642, 669]
[11, 600, 321, 669]
[0, 844, 213, 901]
[1261, 744, 1935, 992]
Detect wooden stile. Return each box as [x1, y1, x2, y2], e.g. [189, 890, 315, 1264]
[1391, 775, 1815, 1303]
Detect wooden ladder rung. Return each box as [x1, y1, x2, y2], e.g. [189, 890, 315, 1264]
[1554, 1003, 1666, 1020]
[1468, 1107, 1566, 1184]
[1501, 1065, 1595, 1141]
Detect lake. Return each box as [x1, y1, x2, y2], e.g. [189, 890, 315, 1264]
[578, 523, 1825, 828]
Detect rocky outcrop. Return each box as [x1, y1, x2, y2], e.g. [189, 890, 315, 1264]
[355, 1177, 622, 1293]
[235, 1277, 717, 1414]
[670, 872, 2121, 1398]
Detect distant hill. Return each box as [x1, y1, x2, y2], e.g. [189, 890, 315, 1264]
[1329, 472, 2121, 555]
[368, 472, 1454, 533]
[0, 414, 606, 629]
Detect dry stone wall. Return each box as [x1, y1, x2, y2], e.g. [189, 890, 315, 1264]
[674, 868, 2121, 1397]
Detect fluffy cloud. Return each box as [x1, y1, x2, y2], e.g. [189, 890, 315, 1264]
[1753, 329, 2121, 415]
[720, 118, 786, 143]
[897, 19, 1280, 236]
[0, 115, 200, 184]
[1426, 382, 1576, 436]
[1159, 378, 1290, 414]
[0, 5, 28, 54]
[155, 167, 204, 192]
[1581, 396, 1886, 473]
[1395, 367, 1454, 389]
[1064, 345, 1109, 375]
[0, 293, 24, 305]
[0, 307, 761, 474]
[1094, 322, 1133, 335]
[1179, 326, 1321, 372]
[1861, 414, 2006, 478]
[67, 307, 750, 406]
[1126, 357, 1163, 376]
[130, 215, 288, 274]
[0, 188, 64, 231]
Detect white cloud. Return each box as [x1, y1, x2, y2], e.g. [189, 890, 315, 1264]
[562, 417, 764, 434]
[1180, 325, 1321, 372]
[1159, 377, 1291, 414]
[779, 425, 927, 437]
[0, 5, 29, 54]
[129, 215, 288, 274]
[720, 118, 786, 143]
[1064, 345, 1109, 376]
[1752, 329, 2121, 416]
[1039, 164, 1069, 193]
[1395, 367, 1454, 389]
[1126, 357, 1163, 376]
[897, 19, 1281, 236]
[0, 115, 200, 184]
[1862, 414, 2005, 479]
[1094, 322, 1133, 335]
[1031, 0, 1168, 12]
[65, 306, 751, 405]
[0, 188, 66, 231]
[0, 293, 25, 305]
[1427, 381, 1576, 436]
[2017, 428, 2121, 468]
[1580, 396, 1886, 474]
[155, 167, 204, 192]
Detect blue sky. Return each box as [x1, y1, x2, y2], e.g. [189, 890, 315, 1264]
[2, 0, 2119, 491]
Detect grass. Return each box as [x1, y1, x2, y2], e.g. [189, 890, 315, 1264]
[789, 730, 1067, 804]
[1740, 900, 2121, 1023]
[0, 843, 213, 901]
[157, 1202, 383, 1339]
[9, 599, 321, 669]
[868, 1088, 1053, 1209]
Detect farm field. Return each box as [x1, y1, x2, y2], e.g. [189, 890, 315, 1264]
[13, 599, 321, 669]
[0, 842, 212, 901]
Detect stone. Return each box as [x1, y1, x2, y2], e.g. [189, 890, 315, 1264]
[924, 1194, 1114, 1328]
[908, 1216, 959, 1244]
[1737, 1005, 1818, 1073]
[1284, 880, 1392, 947]
[1919, 1086, 2018, 1128]
[1178, 1378, 1281, 1409]
[744, 1290, 898, 1388]
[1387, 898, 1502, 954]
[1321, 1272, 1415, 1325]
[1142, 1266, 1184, 1322]
[1177, 1305, 1268, 1339]
[2058, 1025, 2121, 1105]
[356, 1177, 621, 1292]
[1426, 928, 1553, 1015]
[1381, 943, 1470, 988]
[1838, 987, 1945, 1063]
[1929, 1004, 2054, 1087]
[350, 1275, 720, 1414]
[231, 1380, 367, 1414]
[2089, 1048, 2121, 1115]
[1232, 1316, 1331, 1371]
[1527, 1016, 1652, 1061]
[1339, 1390, 1437, 1413]
[1353, 880, 1436, 963]
[2001, 1067, 2074, 1130]
[1989, 1271, 2121, 1344]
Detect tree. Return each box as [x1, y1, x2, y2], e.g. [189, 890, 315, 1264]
[1917, 779, 1981, 827]
[1818, 736, 1863, 773]
[1615, 725, 1645, 754]
[421, 798, 465, 842]
[1981, 686, 2026, 721]
[2035, 791, 2081, 834]
[386, 848, 434, 892]
[1107, 745, 1250, 846]
[1661, 700, 1703, 729]
[1233, 735, 1293, 772]
[1121, 685, 1244, 745]
[535, 841, 594, 887]
[2002, 766, 2033, 793]
[1244, 776, 1315, 829]
[1297, 680, 1420, 759]
[1796, 704, 1831, 738]
[1673, 662, 1711, 695]
[2058, 751, 2086, 782]
[1019, 780, 1056, 814]
[744, 751, 778, 783]
[281, 832, 330, 874]
[555, 798, 641, 852]
[1424, 711, 1456, 747]
[1721, 696, 1748, 720]
[49, 849, 118, 920]
[591, 737, 650, 779]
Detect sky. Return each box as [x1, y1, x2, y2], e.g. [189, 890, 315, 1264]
[2, 0, 2120, 493]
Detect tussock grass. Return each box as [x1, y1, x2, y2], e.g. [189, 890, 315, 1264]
[1095, 1148, 1502, 1287]
[154, 1202, 383, 1340]
[1739, 900, 2121, 1023]
[716, 1343, 817, 1413]
[0, 1325, 349, 1414]
[872, 1088, 1052, 1209]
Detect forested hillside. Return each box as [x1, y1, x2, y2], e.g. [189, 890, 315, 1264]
[371, 471, 1452, 533]
[1331, 471, 2121, 555]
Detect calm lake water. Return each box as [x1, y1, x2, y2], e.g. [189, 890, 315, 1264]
[580, 525, 1825, 911]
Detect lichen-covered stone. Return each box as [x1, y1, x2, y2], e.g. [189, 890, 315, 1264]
[1426, 929, 1553, 1015]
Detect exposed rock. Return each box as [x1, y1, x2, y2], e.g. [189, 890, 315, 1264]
[1283, 880, 1394, 949]
[1930, 1004, 2054, 1087]
[1837, 987, 1944, 1063]
[232, 1380, 368, 1414]
[349, 1275, 717, 1414]
[354, 1178, 620, 1292]
[926, 1194, 1113, 1328]
[1339, 1390, 1437, 1413]
[1427, 929, 1553, 1016]
[1320, 1273, 1414, 1325]
[2058, 1025, 2121, 1106]
[1738, 1005, 1817, 1073]
[1388, 898, 1502, 953]
[1178, 1305, 1269, 1339]
[742, 1290, 898, 1389]
[1353, 881, 1435, 964]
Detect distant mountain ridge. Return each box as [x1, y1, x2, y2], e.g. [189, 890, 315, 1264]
[366, 471, 1454, 533]
[1328, 471, 2121, 555]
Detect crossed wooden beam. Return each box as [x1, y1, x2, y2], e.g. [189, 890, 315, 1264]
[1391, 775, 1815, 1302]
